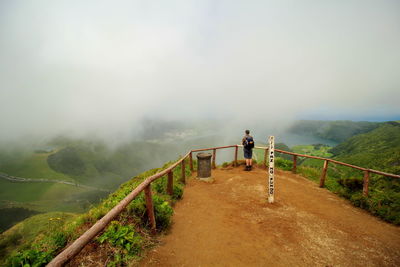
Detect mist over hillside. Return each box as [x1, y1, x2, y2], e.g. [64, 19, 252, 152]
[2, 117, 374, 233]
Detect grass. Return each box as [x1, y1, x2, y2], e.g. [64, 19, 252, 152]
[0, 152, 74, 182]
[0, 180, 53, 203]
[0, 157, 193, 266]
[0, 180, 109, 236]
[0, 212, 77, 262]
[0, 180, 91, 211]
[292, 144, 333, 157]
[0, 147, 119, 230]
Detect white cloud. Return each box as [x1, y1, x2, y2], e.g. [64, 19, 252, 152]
[0, 0, 399, 141]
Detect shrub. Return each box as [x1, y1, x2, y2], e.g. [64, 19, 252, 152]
[97, 221, 142, 255]
[153, 177, 167, 195]
[275, 157, 293, 171]
[127, 195, 147, 220]
[337, 177, 363, 191]
[6, 248, 52, 267]
[153, 195, 173, 230]
[172, 183, 184, 200]
[350, 193, 368, 209]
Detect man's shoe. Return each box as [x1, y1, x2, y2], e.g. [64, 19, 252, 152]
[244, 166, 249, 171]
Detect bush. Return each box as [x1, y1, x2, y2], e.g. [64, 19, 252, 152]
[6, 248, 52, 267]
[350, 193, 368, 209]
[97, 221, 142, 255]
[153, 195, 173, 230]
[275, 157, 293, 171]
[153, 177, 167, 195]
[337, 177, 363, 191]
[172, 183, 184, 200]
[127, 195, 147, 220]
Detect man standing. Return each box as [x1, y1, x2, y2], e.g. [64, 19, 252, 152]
[242, 130, 254, 171]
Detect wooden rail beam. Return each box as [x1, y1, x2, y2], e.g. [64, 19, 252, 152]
[319, 160, 329, 188]
[167, 171, 173, 196]
[144, 184, 156, 234]
[191, 145, 237, 152]
[368, 169, 400, 179]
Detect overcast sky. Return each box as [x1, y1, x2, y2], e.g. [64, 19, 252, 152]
[0, 0, 399, 141]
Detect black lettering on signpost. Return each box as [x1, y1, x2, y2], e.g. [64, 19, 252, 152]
[268, 136, 275, 203]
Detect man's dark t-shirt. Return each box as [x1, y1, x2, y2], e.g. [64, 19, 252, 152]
[242, 135, 254, 159]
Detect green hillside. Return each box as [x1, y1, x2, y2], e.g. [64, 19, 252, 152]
[330, 121, 400, 174]
[288, 120, 381, 142]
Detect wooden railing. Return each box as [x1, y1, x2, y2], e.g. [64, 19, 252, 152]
[48, 144, 399, 266]
[249, 145, 400, 196]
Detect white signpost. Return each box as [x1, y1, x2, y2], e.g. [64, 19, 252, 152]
[268, 136, 275, 203]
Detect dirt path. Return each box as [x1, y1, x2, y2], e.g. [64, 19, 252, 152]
[141, 167, 400, 267]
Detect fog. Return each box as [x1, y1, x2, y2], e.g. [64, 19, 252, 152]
[1, 0, 399, 143]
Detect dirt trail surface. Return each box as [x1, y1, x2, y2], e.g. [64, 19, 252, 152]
[141, 167, 400, 267]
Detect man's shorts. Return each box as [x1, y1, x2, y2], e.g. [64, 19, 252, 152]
[244, 148, 253, 159]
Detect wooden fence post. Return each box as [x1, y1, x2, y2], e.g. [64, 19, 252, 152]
[319, 160, 329, 188]
[234, 146, 238, 166]
[144, 184, 156, 234]
[181, 160, 186, 184]
[292, 155, 297, 174]
[212, 149, 216, 169]
[167, 171, 173, 196]
[363, 170, 370, 197]
[263, 148, 268, 168]
[189, 151, 194, 172]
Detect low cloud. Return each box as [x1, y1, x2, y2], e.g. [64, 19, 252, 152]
[0, 0, 399, 143]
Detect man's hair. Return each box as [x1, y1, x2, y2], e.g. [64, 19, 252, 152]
[245, 130, 250, 134]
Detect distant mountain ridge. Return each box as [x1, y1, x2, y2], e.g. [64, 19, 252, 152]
[288, 120, 381, 142]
